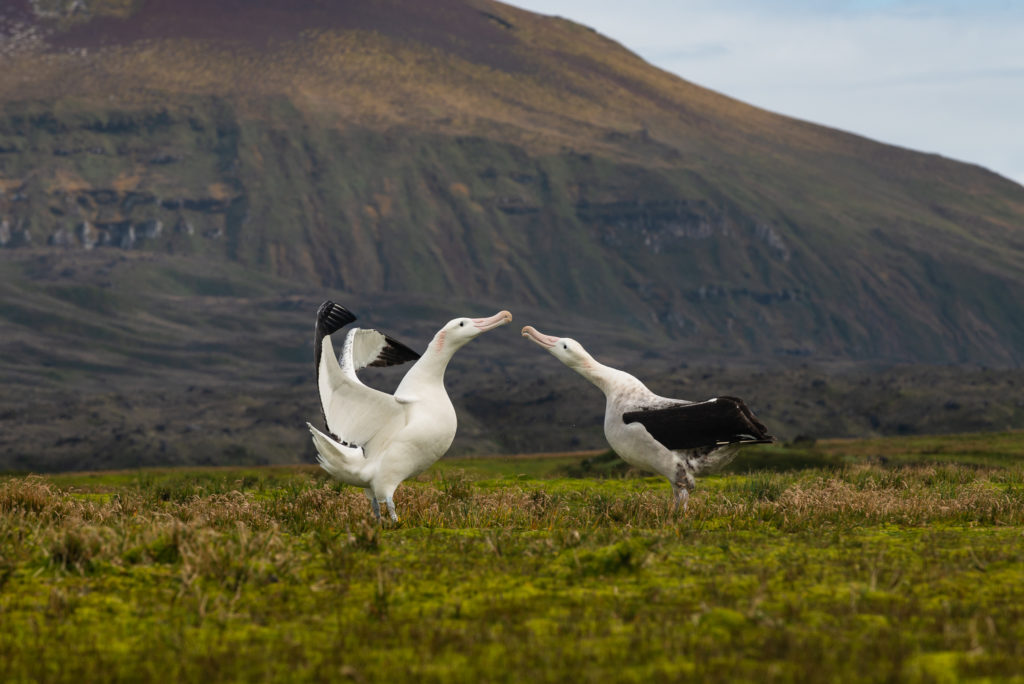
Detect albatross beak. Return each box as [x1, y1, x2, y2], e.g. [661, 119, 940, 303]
[473, 310, 513, 332]
[521, 325, 559, 349]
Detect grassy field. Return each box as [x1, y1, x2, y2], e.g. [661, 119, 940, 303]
[2, 435, 1023, 682]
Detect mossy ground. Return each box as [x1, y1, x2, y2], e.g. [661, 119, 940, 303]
[2, 435, 1024, 682]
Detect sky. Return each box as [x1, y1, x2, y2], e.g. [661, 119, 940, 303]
[508, 0, 1024, 187]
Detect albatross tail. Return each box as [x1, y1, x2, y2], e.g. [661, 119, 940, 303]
[307, 423, 374, 487]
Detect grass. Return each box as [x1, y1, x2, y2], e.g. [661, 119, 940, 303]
[1, 435, 1023, 681]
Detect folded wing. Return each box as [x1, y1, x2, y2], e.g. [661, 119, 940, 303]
[622, 396, 774, 451]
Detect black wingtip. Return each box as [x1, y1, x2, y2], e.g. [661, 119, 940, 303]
[367, 335, 421, 367]
[314, 300, 357, 400]
[316, 300, 357, 337]
[718, 396, 771, 440]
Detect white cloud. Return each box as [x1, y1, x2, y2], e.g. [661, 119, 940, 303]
[507, 1, 1024, 187]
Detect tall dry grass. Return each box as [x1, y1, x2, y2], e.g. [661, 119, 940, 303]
[2, 465, 1022, 568]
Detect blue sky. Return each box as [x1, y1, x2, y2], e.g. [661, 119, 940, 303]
[508, 0, 1024, 187]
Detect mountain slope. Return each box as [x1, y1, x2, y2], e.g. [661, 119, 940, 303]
[2, 0, 1023, 363]
[1, 0, 1023, 470]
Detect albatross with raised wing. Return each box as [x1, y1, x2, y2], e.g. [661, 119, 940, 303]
[308, 301, 512, 521]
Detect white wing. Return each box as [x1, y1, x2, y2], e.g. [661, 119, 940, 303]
[318, 333, 407, 447]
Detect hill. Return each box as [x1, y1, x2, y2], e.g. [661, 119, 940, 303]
[1, 0, 1022, 470]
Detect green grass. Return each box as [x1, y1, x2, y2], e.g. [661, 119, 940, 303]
[2, 437, 1024, 681]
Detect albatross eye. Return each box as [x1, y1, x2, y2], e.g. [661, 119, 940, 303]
[562, 344, 567, 350]
[459, 321, 465, 327]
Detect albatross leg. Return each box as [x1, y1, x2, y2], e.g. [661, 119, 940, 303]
[672, 486, 690, 513]
[364, 490, 382, 522]
[672, 462, 695, 514]
[385, 496, 398, 523]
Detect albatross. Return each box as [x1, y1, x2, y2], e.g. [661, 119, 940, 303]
[308, 301, 512, 522]
[521, 325, 774, 511]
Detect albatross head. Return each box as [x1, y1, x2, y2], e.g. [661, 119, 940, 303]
[521, 325, 593, 371]
[433, 310, 513, 353]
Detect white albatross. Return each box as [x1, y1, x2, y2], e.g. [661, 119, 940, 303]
[522, 325, 774, 511]
[308, 301, 512, 522]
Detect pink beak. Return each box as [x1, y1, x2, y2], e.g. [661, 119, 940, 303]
[473, 310, 513, 332]
[521, 325, 560, 349]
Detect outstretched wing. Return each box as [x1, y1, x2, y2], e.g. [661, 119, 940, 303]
[314, 300, 357, 384]
[343, 327, 420, 378]
[312, 301, 420, 446]
[318, 333, 407, 447]
[622, 396, 774, 451]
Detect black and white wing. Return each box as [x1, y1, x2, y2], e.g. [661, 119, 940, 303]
[342, 327, 420, 378]
[314, 300, 357, 383]
[314, 300, 419, 380]
[622, 396, 774, 451]
[313, 301, 419, 445]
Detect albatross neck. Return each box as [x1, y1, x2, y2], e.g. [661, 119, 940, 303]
[396, 331, 460, 393]
[571, 356, 637, 396]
